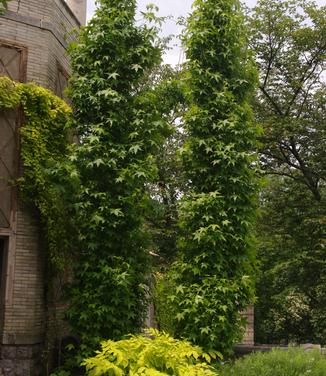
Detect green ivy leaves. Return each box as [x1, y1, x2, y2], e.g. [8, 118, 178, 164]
[0, 77, 22, 108]
[0, 0, 8, 14]
[0, 77, 74, 270]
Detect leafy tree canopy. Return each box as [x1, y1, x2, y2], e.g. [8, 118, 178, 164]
[249, 0, 326, 346]
[255, 177, 326, 344]
[248, 0, 326, 201]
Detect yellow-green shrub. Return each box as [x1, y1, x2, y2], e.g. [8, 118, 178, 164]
[83, 329, 220, 375]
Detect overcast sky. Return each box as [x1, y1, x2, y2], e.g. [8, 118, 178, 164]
[86, 0, 259, 20]
[85, 0, 324, 65]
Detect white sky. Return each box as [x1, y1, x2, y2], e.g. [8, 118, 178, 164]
[85, 0, 324, 65]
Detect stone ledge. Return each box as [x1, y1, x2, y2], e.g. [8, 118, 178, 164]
[1, 11, 68, 48]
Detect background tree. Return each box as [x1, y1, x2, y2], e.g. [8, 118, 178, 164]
[255, 177, 326, 344]
[248, 0, 326, 201]
[167, 0, 259, 354]
[144, 65, 188, 264]
[248, 0, 326, 344]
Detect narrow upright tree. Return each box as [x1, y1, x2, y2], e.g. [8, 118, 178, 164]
[169, 0, 259, 354]
[66, 0, 165, 350]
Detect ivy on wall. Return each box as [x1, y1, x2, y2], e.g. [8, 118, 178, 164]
[0, 0, 8, 14]
[0, 76, 74, 269]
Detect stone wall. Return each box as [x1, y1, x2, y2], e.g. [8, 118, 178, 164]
[241, 306, 254, 345]
[1, 207, 44, 347]
[0, 0, 82, 374]
[0, 344, 42, 376]
[1, 0, 79, 87]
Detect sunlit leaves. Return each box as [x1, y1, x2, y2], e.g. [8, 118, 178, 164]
[0, 77, 74, 270]
[66, 0, 166, 354]
[83, 329, 220, 375]
[167, 0, 259, 354]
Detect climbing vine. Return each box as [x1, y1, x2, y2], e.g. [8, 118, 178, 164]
[167, 0, 259, 354]
[0, 76, 74, 269]
[0, 0, 8, 14]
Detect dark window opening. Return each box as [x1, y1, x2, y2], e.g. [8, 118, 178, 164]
[0, 238, 5, 291]
[55, 63, 69, 100]
[0, 237, 6, 332]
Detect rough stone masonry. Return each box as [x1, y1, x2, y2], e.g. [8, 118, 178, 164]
[0, 1, 85, 374]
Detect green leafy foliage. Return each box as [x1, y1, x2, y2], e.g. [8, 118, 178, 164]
[65, 0, 167, 355]
[255, 177, 326, 345]
[167, 0, 259, 354]
[144, 65, 188, 264]
[248, 0, 326, 201]
[83, 329, 220, 375]
[247, 0, 326, 346]
[0, 0, 8, 14]
[153, 273, 177, 335]
[0, 76, 74, 269]
[219, 348, 326, 376]
[0, 77, 21, 107]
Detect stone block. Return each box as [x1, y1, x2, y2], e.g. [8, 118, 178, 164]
[15, 360, 30, 376]
[16, 347, 32, 360]
[301, 343, 321, 352]
[0, 348, 16, 360]
[0, 359, 15, 374]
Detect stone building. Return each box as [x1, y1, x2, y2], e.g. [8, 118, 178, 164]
[0, 1, 86, 374]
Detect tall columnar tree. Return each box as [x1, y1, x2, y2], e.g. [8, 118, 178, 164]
[66, 0, 166, 351]
[168, 0, 259, 354]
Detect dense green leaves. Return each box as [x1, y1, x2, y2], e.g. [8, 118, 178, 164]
[219, 348, 326, 376]
[144, 65, 188, 263]
[248, 0, 326, 201]
[166, 0, 259, 354]
[255, 177, 326, 345]
[0, 77, 74, 269]
[65, 0, 167, 353]
[248, 0, 326, 346]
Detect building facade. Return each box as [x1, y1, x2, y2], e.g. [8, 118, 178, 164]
[0, 1, 85, 374]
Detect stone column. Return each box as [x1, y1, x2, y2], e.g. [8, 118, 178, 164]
[66, 0, 87, 25]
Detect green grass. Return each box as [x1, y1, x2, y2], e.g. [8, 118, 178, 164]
[219, 348, 326, 376]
